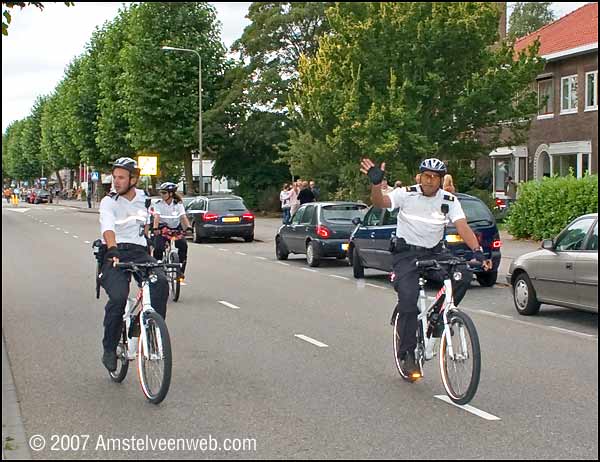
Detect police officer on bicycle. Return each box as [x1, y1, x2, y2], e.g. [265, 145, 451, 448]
[360, 157, 492, 378]
[99, 157, 169, 372]
[151, 182, 192, 279]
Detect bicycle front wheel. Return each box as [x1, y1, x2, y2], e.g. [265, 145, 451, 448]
[168, 251, 181, 302]
[137, 311, 172, 404]
[439, 310, 481, 405]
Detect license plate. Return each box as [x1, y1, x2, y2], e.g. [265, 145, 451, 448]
[341, 243, 349, 251]
[222, 217, 240, 223]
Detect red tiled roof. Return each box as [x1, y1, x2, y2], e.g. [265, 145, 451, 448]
[514, 3, 598, 57]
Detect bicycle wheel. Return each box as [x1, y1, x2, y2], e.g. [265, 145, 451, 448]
[439, 310, 481, 405]
[109, 325, 129, 383]
[168, 251, 181, 302]
[137, 311, 172, 404]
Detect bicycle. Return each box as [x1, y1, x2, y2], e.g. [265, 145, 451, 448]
[108, 261, 179, 404]
[393, 257, 482, 405]
[155, 226, 187, 302]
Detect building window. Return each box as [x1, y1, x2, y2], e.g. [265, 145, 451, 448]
[537, 78, 554, 116]
[585, 71, 598, 111]
[561, 75, 578, 114]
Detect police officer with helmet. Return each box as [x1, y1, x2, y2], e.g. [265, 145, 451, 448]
[98, 157, 169, 372]
[360, 157, 492, 378]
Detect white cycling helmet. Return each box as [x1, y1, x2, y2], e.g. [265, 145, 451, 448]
[419, 158, 447, 175]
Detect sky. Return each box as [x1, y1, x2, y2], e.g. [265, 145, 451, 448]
[1, 2, 592, 134]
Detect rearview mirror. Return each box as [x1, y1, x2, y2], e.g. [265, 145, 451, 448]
[541, 239, 555, 250]
[352, 217, 362, 226]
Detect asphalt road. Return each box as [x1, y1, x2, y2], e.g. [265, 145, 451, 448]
[2, 203, 598, 459]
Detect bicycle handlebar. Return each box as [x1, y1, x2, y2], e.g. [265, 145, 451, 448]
[416, 258, 483, 270]
[115, 262, 182, 271]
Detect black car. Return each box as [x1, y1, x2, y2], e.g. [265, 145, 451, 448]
[276, 202, 368, 267]
[34, 189, 52, 204]
[348, 193, 502, 286]
[185, 195, 255, 242]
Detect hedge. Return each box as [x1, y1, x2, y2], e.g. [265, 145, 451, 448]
[506, 174, 598, 240]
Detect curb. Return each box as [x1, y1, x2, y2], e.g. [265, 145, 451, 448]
[2, 330, 32, 460]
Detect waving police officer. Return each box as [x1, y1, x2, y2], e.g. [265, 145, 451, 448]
[98, 157, 169, 372]
[360, 157, 492, 378]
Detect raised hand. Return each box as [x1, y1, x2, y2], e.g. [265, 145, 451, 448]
[360, 158, 386, 185]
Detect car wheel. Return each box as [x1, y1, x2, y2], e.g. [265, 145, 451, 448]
[476, 271, 498, 287]
[352, 246, 365, 279]
[244, 234, 254, 243]
[192, 223, 203, 243]
[513, 273, 541, 316]
[275, 237, 289, 260]
[306, 241, 321, 267]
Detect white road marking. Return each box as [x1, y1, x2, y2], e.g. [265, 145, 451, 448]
[434, 396, 501, 421]
[218, 248, 230, 252]
[73, 235, 79, 239]
[218, 301, 240, 310]
[277, 262, 290, 266]
[294, 334, 328, 348]
[205, 245, 215, 248]
[329, 275, 349, 281]
[256, 256, 268, 261]
[301, 268, 318, 273]
[64, 231, 70, 234]
[84, 241, 91, 244]
[478, 310, 513, 320]
[43, 222, 48, 224]
[549, 326, 595, 338]
[366, 283, 387, 290]
[5, 209, 29, 213]
[55, 227, 61, 231]
[235, 252, 248, 256]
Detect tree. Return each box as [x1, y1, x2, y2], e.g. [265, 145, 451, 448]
[286, 3, 544, 199]
[232, 2, 334, 111]
[508, 2, 555, 40]
[120, 2, 227, 192]
[2, 2, 74, 36]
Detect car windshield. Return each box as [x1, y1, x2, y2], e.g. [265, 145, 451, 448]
[460, 199, 494, 225]
[208, 199, 246, 213]
[321, 204, 367, 222]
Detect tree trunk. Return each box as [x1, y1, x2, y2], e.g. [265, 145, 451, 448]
[56, 170, 64, 190]
[184, 153, 195, 194]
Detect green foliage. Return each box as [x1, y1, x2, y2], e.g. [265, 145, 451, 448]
[506, 175, 598, 240]
[287, 2, 544, 199]
[508, 2, 555, 40]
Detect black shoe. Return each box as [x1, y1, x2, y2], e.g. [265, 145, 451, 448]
[399, 351, 421, 380]
[102, 350, 117, 372]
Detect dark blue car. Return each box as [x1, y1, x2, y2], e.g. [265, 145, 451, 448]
[348, 193, 502, 286]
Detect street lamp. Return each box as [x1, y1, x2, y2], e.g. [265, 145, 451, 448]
[161, 45, 203, 194]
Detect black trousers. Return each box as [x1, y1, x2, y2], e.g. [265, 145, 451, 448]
[153, 234, 188, 274]
[100, 245, 169, 353]
[391, 248, 472, 356]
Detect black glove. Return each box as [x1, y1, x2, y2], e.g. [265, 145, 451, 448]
[105, 247, 120, 262]
[472, 249, 485, 263]
[367, 165, 385, 185]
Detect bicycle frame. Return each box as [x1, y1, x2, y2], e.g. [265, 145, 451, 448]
[123, 278, 162, 361]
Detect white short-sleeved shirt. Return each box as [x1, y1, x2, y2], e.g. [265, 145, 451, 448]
[152, 199, 186, 229]
[386, 185, 466, 249]
[99, 188, 148, 246]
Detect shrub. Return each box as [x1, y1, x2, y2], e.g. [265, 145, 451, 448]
[506, 174, 598, 240]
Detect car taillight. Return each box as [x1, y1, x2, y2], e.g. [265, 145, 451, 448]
[316, 225, 331, 239]
[242, 213, 254, 221]
[203, 213, 218, 222]
[492, 239, 502, 249]
[495, 198, 505, 207]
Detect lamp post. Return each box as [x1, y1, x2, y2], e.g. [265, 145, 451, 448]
[161, 46, 203, 194]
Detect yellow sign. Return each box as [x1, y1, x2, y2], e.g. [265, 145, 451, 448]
[138, 156, 158, 176]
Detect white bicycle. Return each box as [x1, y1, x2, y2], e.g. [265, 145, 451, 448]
[393, 257, 482, 405]
[109, 261, 179, 404]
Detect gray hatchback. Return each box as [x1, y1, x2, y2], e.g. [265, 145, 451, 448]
[507, 213, 598, 315]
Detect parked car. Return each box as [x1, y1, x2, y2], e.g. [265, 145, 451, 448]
[348, 193, 502, 286]
[34, 189, 52, 204]
[185, 195, 255, 242]
[507, 213, 598, 315]
[275, 202, 368, 267]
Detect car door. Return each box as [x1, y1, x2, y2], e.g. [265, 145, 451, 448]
[575, 220, 598, 312]
[534, 217, 596, 305]
[359, 207, 385, 267]
[186, 199, 205, 227]
[296, 205, 317, 254]
[375, 208, 399, 272]
[287, 206, 306, 253]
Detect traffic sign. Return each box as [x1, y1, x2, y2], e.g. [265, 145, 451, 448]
[91, 171, 99, 182]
